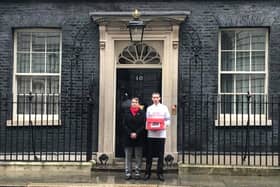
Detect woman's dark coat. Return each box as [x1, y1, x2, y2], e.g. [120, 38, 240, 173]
[123, 109, 146, 147]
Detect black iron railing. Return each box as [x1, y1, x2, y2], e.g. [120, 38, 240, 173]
[0, 93, 95, 162]
[180, 93, 280, 166]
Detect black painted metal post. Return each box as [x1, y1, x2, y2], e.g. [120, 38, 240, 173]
[86, 95, 94, 161]
[247, 92, 251, 164]
[242, 92, 251, 163]
[180, 93, 187, 163]
[28, 92, 32, 161]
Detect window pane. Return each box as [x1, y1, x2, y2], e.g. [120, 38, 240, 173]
[236, 74, 249, 93]
[32, 33, 45, 52]
[47, 77, 59, 94]
[251, 95, 266, 115]
[252, 51, 265, 71]
[32, 78, 45, 94]
[47, 33, 60, 52]
[17, 32, 31, 52]
[17, 53, 30, 73]
[144, 48, 160, 64]
[251, 74, 265, 93]
[221, 52, 234, 71]
[236, 31, 250, 50]
[32, 95, 44, 114]
[46, 95, 59, 114]
[236, 52, 250, 71]
[17, 77, 30, 94]
[236, 95, 248, 114]
[251, 31, 266, 50]
[221, 95, 234, 114]
[18, 96, 29, 114]
[46, 53, 59, 73]
[32, 53, 45, 73]
[221, 31, 235, 50]
[221, 74, 234, 93]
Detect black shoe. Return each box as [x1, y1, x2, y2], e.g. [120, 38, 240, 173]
[125, 175, 132, 180]
[157, 174, 164, 181]
[143, 173, 150, 180]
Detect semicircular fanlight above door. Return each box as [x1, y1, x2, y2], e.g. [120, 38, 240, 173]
[118, 43, 161, 64]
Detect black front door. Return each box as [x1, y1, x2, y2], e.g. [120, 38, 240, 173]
[115, 69, 162, 157]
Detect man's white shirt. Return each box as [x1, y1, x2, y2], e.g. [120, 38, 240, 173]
[146, 103, 171, 138]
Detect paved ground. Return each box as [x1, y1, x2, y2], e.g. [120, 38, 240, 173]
[1, 171, 280, 187]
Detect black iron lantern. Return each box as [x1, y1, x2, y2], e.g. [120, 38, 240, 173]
[127, 9, 145, 43]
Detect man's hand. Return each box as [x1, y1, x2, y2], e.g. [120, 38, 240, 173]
[130, 132, 137, 139]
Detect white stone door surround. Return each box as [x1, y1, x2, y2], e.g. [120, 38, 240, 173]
[90, 11, 189, 163]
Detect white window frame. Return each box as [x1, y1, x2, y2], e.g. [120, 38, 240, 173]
[217, 28, 271, 126]
[10, 29, 62, 126]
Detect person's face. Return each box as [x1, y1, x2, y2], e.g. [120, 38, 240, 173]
[152, 94, 161, 104]
[131, 99, 139, 107]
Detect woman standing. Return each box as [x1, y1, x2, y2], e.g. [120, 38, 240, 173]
[123, 97, 146, 180]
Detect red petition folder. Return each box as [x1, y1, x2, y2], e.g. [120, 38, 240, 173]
[146, 118, 165, 130]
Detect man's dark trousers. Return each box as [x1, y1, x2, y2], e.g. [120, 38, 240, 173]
[145, 138, 165, 175]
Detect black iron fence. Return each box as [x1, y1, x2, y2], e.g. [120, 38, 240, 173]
[2, 90, 280, 166]
[180, 93, 280, 166]
[0, 93, 95, 162]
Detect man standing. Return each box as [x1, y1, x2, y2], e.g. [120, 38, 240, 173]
[144, 92, 170, 181]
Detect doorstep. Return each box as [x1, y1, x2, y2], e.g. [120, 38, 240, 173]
[92, 158, 177, 173]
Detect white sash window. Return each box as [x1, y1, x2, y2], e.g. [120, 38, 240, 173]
[217, 28, 269, 126]
[12, 29, 62, 126]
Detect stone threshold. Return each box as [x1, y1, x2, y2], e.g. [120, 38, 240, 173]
[92, 159, 178, 173]
[92, 164, 178, 173]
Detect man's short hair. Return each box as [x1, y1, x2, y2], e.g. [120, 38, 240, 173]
[152, 92, 161, 97]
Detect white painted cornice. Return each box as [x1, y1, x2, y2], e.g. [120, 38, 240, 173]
[90, 11, 190, 26]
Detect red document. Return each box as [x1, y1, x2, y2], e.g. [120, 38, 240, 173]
[146, 118, 165, 130]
